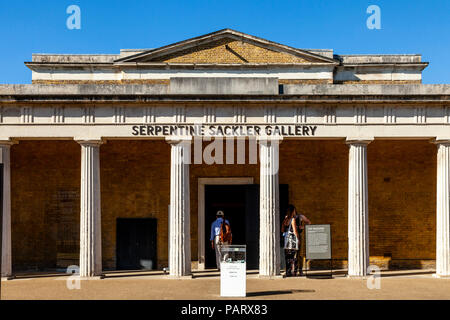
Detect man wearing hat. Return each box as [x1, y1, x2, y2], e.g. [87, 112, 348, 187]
[210, 210, 231, 271]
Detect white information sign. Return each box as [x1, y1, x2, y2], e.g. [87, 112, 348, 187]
[220, 245, 246, 297]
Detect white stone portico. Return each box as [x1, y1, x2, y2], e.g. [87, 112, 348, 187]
[0, 29, 449, 279]
[0, 90, 448, 278]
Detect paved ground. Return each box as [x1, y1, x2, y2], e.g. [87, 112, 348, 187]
[1, 269, 449, 300]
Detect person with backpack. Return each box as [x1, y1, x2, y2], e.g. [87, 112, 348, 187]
[281, 204, 311, 276]
[210, 210, 232, 271]
[293, 209, 311, 276]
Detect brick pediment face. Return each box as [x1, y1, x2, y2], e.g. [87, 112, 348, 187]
[154, 39, 309, 64]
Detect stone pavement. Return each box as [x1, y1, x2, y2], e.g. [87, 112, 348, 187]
[1, 269, 449, 300]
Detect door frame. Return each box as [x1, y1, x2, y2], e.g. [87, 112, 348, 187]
[197, 177, 254, 271]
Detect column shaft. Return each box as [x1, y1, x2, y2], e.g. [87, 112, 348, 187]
[347, 141, 370, 277]
[259, 139, 281, 277]
[168, 139, 191, 277]
[79, 141, 102, 277]
[1, 144, 12, 278]
[436, 142, 450, 277]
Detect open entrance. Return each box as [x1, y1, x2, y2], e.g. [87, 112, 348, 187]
[204, 184, 289, 270]
[116, 218, 157, 270]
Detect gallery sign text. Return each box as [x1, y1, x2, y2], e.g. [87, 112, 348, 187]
[131, 124, 318, 137]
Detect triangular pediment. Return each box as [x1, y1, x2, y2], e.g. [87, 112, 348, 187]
[115, 29, 337, 65]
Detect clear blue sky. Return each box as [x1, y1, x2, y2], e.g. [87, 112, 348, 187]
[0, 0, 448, 84]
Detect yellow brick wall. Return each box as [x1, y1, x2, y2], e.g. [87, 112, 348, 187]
[11, 141, 80, 271]
[367, 140, 436, 269]
[160, 40, 309, 64]
[10, 139, 437, 272]
[100, 140, 171, 269]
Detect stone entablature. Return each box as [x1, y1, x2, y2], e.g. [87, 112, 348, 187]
[0, 104, 449, 141]
[0, 104, 449, 125]
[0, 80, 449, 141]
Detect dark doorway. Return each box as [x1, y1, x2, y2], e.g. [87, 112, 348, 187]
[205, 185, 248, 269]
[204, 184, 288, 270]
[116, 218, 157, 270]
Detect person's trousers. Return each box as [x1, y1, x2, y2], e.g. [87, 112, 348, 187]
[285, 249, 297, 276]
[214, 236, 229, 270]
[296, 241, 303, 274]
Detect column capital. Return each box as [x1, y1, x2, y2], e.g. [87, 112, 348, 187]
[76, 139, 104, 147]
[166, 136, 192, 145]
[257, 136, 283, 143]
[432, 139, 450, 146]
[0, 139, 18, 147]
[346, 137, 373, 146]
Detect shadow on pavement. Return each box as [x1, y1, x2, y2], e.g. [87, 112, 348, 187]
[103, 271, 166, 278]
[246, 289, 315, 297]
[379, 270, 435, 278]
[13, 273, 67, 279]
[305, 275, 333, 280]
[192, 270, 259, 279]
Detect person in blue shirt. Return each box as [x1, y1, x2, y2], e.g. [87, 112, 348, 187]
[210, 210, 230, 270]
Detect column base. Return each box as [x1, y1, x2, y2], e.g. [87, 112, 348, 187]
[258, 274, 283, 279]
[167, 275, 193, 280]
[1, 275, 14, 281]
[433, 274, 450, 279]
[78, 274, 105, 280]
[346, 274, 369, 280]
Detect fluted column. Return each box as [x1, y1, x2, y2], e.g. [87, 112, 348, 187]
[347, 139, 371, 277]
[1, 142, 14, 279]
[435, 140, 450, 278]
[258, 137, 281, 277]
[167, 137, 191, 277]
[78, 140, 103, 278]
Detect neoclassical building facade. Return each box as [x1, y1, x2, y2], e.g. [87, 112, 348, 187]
[0, 29, 449, 278]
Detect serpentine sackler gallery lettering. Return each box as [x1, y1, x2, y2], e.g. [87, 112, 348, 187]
[131, 124, 318, 137]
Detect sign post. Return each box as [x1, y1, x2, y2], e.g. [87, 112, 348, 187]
[305, 224, 332, 278]
[220, 245, 246, 297]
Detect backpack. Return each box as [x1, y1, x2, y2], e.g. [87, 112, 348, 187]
[220, 220, 232, 244]
[284, 218, 299, 250]
[295, 215, 304, 234]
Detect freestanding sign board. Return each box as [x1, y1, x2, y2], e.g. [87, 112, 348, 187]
[305, 224, 332, 260]
[220, 245, 246, 297]
[305, 224, 332, 277]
